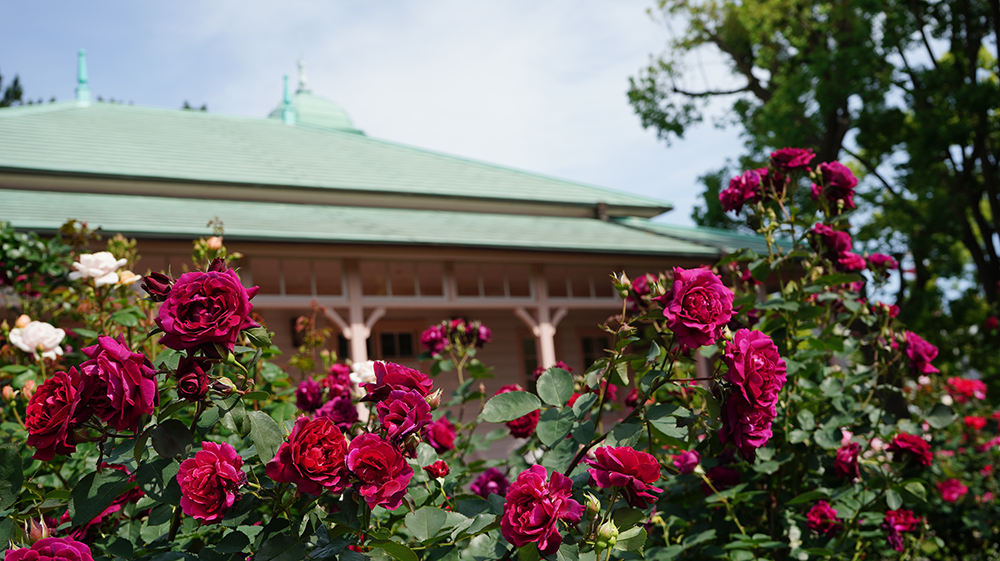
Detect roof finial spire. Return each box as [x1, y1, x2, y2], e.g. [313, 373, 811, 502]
[297, 58, 308, 93]
[75, 48, 91, 105]
[281, 74, 296, 125]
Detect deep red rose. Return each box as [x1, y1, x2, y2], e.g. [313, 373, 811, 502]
[770, 147, 815, 170]
[659, 267, 734, 350]
[701, 465, 741, 496]
[986, 316, 999, 331]
[883, 509, 922, 552]
[811, 161, 858, 211]
[266, 416, 350, 495]
[5, 537, 94, 561]
[362, 361, 433, 402]
[672, 450, 700, 474]
[964, 416, 987, 431]
[500, 465, 584, 555]
[323, 364, 354, 400]
[295, 378, 324, 412]
[78, 335, 157, 433]
[806, 501, 840, 534]
[835, 442, 860, 480]
[947, 376, 987, 402]
[586, 446, 663, 509]
[719, 396, 776, 462]
[471, 468, 510, 498]
[423, 416, 457, 453]
[175, 356, 211, 401]
[346, 433, 413, 510]
[177, 441, 246, 524]
[315, 396, 359, 433]
[625, 387, 641, 408]
[423, 460, 450, 478]
[155, 267, 259, 352]
[420, 325, 447, 355]
[810, 223, 853, 258]
[905, 332, 939, 375]
[723, 329, 787, 410]
[938, 479, 968, 502]
[888, 433, 932, 466]
[867, 253, 898, 271]
[140, 271, 173, 302]
[25, 368, 85, 461]
[494, 384, 540, 438]
[720, 169, 762, 214]
[377, 389, 432, 444]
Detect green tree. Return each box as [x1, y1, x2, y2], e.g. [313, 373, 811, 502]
[0, 70, 24, 107]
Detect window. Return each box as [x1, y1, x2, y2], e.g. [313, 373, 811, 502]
[581, 335, 610, 369]
[378, 331, 416, 359]
[522, 336, 539, 381]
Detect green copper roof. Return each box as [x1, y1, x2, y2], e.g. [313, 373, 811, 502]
[268, 90, 361, 134]
[0, 189, 713, 256]
[613, 217, 776, 255]
[0, 102, 670, 215]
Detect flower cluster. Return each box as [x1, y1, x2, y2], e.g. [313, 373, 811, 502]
[419, 318, 492, 356]
[719, 329, 787, 461]
[810, 223, 865, 272]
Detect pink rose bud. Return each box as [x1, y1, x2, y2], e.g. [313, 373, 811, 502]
[27, 517, 49, 543]
[425, 389, 443, 410]
[15, 314, 31, 328]
[207, 236, 223, 250]
[2, 385, 14, 402]
[22, 380, 36, 401]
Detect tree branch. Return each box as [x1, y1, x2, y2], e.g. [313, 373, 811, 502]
[708, 33, 772, 102]
[910, 0, 941, 72]
[672, 85, 752, 98]
[840, 146, 898, 196]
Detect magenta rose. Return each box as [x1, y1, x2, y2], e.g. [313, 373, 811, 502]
[719, 397, 776, 462]
[905, 331, 939, 375]
[938, 479, 968, 502]
[806, 501, 840, 535]
[475, 324, 492, 347]
[155, 267, 259, 352]
[659, 267, 734, 350]
[586, 446, 663, 509]
[423, 416, 457, 453]
[175, 356, 211, 401]
[423, 460, 450, 479]
[811, 161, 858, 210]
[835, 442, 860, 480]
[420, 325, 447, 354]
[837, 252, 867, 272]
[672, 450, 701, 474]
[719, 169, 762, 214]
[25, 368, 85, 461]
[315, 395, 359, 433]
[362, 361, 434, 402]
[770, 147, 815, 170]
[947, 376, 987, 402]
[500, 465, 584, 555]
[377, 389, 432, 443]
[723, 329, 787, 410]
[810, 223, 853, 257]
[5, 537, 94, 561]
[295, 378, 324, 412]
[78, 335, 157, 433]
[323, 364, 354, 400]
[346, 433, 413, 510]
[867, 253, 898, 271]
[888, 433, 932, 466]
[494, 384, 540, 438]
[883, 509, 922, 552]
[471, 468, 510, 498]
[266, 416, 350, 495]
[177, 441, 246, 524]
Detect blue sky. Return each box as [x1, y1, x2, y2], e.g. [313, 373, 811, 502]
[1, 1, 744, 225]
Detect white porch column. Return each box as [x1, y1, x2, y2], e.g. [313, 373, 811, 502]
[514, 267, 569, 369]
[341, 260, 386, 364]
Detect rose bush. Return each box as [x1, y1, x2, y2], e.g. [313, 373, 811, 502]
[1, 148, 999, 560]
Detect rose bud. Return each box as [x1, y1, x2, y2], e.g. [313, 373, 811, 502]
[2, 386, 15, 402]
[141, 272, 173, 302]
[15, 314, 31, 328]
[595, 521, 618, 552]
[212, 377, 236, 397]
[207, 257, 227, 273]
[26, 517, 49, 543]
[584, 492, 601, 524]
[425, 389, 443, 410]
[207, 236, 223, 250]
[176, 356, 211, 401]
[22, 380, 36, 401]
[423, 460, 450, 479]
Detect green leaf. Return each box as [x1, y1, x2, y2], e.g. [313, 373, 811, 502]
[614, 527, 647, 553]
[886, 489, 902, 510]
[0, 444, 23, 510]
[536, 368, 574, 407]
[517, 543, 541, 561]
[571, 394, 599, 419]
[70, 468, 136, 527]
[537, 408, 576, 447]
[135, 457, 181, 505]
[606, 420, 643, 447]
[813, 426, 841, 450]
[925, 403, 957, 430]
[111, 310, 139, 327]
[245, 327, 272, 349]
[786, 490, 828, 505]
[242, 391, 270, 401]
[216, 529, 252, 554]
[369, 540, 419, 561]
[150, 419, 194, 459]
[405, 506, 450, 541]
[215, 393, 250, 436]
[256, 533, 306, 561]
[612, 507, 645, 528]
[571, 420, 595, 444]
[541, 438, 579, 473]
[479, 391, 541, 423]
[902, 481, 927, 502]
[610, 361, 630, 387]
[796, 410, 816, 431]
[646, 341, 662, 363]
[416, 443, 440, 468]
[248, 410, 286, 464]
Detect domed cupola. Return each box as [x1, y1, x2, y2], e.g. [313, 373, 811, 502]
[268, 60, 363, 135]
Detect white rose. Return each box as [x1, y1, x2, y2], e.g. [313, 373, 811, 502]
[8, 321, 66, 361]
[68, 251, 128, 287]
[349, 360, 377, 386]
[941, 394, 954, 406]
